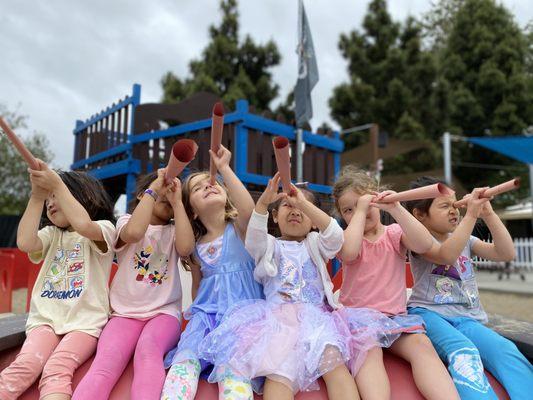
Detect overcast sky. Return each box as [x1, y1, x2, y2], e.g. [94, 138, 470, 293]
[1, 0, 531, 169]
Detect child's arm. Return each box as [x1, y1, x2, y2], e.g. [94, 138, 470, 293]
[17, 174, 48, 253]
[420, 188, 490, 265]
[210, 145, 255, 237]
[471, 202, 515, 262]
[286, 184, 330, 232]
[247, 174, 283, 255]
[338, 193, 374, 262]
[190, 259, 202, 300]
[246, 174, 283, 278]
[286, 184, 344, 258]
[29, 161, 104, 243]
[374, 191, 433, 254]
[166, 178, 195, 256]
[118, 169, 169, 245]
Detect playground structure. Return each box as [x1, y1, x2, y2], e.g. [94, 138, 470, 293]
[71, 84, 343, 211]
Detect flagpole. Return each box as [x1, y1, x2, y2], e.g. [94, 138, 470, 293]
[296, 0, 304, 183]
[296, 127, 303, 182]
[294, 0, 317, 183]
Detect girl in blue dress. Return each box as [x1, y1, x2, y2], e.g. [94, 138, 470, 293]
[160, 146, 263, 400]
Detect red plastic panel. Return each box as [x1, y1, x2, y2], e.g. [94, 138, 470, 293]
[0, 252, 14, 313]
[0, 347, 509, 400]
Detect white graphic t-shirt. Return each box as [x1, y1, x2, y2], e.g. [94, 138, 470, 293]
[27, 220, 116, 337]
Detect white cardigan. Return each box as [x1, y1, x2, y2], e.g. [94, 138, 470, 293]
[245, 210, 343, 310]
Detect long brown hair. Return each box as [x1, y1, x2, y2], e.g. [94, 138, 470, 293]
[181, 171, 238, 241]
[180, 171, 238, 271]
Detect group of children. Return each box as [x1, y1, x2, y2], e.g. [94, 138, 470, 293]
[0, 145, 532, 400]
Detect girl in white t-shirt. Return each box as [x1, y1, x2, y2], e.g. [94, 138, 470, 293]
[0, 160, 116, 400]
[73, 168, 195, 400]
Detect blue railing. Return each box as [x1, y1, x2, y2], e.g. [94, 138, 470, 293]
[72, 85, 343, 207]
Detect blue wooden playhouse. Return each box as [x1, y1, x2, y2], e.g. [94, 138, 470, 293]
[71, 84, 343, 210]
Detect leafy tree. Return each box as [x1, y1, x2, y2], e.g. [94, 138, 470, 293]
[421, 0, 466, 49]
[161, 0, 281, 112]
[437, 0, 533, 198]
[0, 104, 54, 215]
[329, 0, 442, 172]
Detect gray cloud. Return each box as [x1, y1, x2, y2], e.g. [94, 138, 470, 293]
[1, 0, 531, 169]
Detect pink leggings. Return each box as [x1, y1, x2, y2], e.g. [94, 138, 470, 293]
[73, 314, 180, 400]
[0, 325, 97, 400]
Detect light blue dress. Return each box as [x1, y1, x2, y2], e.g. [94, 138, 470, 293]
[164, 223, 264, 372]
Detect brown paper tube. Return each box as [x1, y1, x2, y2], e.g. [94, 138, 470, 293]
[165, 139, 199, 183]
[454, 178, 520, 208]
[209, 102, 224, 184]
[377, 183, 455, 203]
[0, 117, 39, 170]
[273, 136, 292, 193]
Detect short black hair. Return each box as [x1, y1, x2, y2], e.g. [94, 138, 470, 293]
[270, 186, 319, 212]
[41, 171, 115, 228]
[128, 171, 158, 213]
[404, 176, 449, 216]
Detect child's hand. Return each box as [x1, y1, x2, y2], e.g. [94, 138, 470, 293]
[356, 193, 376, 212]
[478, 199, 496, 219]
[371, 190, 399, 212]
[285, 184, 308, 208]
[460, 188, 491, 218]
[209, 145, 232, 172]
[257, 173, 286, 208]
[149, 168, 172, 198]
[165, 178, 183, 208]
[29, 173, 49, 201]
[28, 160, 63, 192]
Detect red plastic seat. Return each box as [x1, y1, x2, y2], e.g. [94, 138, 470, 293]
[1, 261, 510, 399]
[0, 251, 15, 313]
[0, 344, 509, 399]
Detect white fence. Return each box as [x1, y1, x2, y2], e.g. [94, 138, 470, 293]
[473, 237, 533, 271]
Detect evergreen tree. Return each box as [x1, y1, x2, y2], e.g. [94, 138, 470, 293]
[161, 0, 281, 112]
[329, 0, 441, 172]
[438, 0, 533, 196]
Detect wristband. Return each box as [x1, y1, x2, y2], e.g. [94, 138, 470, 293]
[144, 189, 158, 201]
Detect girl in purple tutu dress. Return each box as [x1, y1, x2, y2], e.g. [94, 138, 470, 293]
[200, 173, 388, 400]
[332, 166, 459, 400]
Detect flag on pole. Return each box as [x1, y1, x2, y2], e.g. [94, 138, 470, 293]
[295, 0, 318, 128]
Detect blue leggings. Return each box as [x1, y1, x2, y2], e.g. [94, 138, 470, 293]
[409, 307, 533, 399]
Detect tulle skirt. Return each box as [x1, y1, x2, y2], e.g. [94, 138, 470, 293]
[335, 307, 425, 373]
[199, 300, 356, 393]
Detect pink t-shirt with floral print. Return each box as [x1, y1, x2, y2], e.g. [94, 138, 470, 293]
[110, 214, 182, 320]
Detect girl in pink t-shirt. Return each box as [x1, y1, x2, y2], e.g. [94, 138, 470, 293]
[74, 168, 195, 400]
[332, 166, 459, 400]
